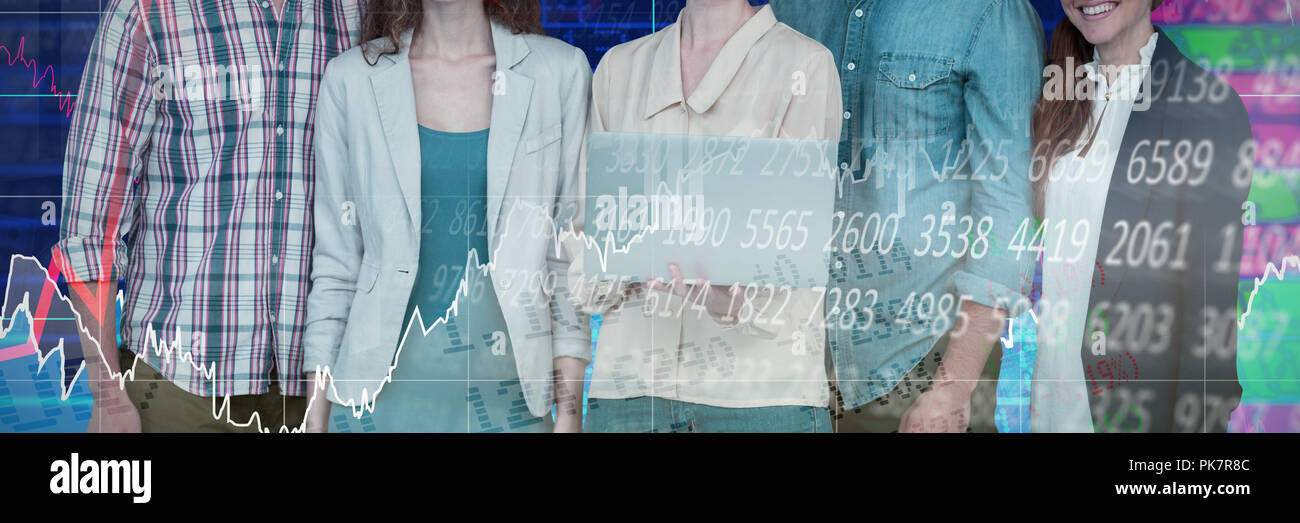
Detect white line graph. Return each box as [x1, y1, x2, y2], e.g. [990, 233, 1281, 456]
[15, 217, 1300, 431]
[301, 200, 640, 432]
[0, 191, 652, 432]
[1, 255, 87, 401]
[1238, 255, 1300, 330]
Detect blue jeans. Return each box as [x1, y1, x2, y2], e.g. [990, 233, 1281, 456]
[585, 397, 831, 433]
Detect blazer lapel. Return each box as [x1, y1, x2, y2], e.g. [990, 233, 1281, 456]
[486, 23, 533, 242]
[371, 30, 423, 236]
[1089, 29, 1176, 305]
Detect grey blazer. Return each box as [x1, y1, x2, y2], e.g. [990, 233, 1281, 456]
[304, 23, 593, 417]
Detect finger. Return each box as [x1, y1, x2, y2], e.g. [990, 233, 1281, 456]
[668, 264, 688, 296]
[727, 283, 742, 306]
[697, 277, 723, 304]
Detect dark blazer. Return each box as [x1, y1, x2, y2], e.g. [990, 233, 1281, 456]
[1081, 28, 1253, 432]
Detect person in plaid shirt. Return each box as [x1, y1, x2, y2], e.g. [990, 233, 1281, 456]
[56, 0, 359, 432]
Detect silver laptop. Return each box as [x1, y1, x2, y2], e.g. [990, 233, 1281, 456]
[584, 132, 837, 288]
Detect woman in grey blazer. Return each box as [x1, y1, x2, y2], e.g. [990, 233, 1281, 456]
[302, 0, 591, 432]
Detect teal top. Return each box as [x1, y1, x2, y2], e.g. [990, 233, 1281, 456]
[327, 125, 550, 433]
[405, 126, 493, 326]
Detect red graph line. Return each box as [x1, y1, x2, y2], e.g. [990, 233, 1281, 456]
[0, 36, 77, 117]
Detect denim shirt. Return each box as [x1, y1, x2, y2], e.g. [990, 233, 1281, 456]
[770, 0, 1045, 409]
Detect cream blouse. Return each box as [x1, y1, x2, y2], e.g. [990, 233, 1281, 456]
[572, 5, 843, 408]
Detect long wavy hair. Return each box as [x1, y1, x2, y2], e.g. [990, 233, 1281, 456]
[360, 0, 544, 65]
[1029, 0, 1163, 217]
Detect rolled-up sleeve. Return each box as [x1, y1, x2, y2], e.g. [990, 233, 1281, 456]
[954, 0, 1044, 317]
[56, 0, 155, 284]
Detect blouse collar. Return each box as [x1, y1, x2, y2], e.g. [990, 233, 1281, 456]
[1083, 32, 1159, 98]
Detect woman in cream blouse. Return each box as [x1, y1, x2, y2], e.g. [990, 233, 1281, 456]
[573, 0, 842, 432]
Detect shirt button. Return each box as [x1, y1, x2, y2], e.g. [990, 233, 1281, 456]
[908, 73, 918, 82]
[278, 62, 287, 72]
[840, 162, 850, 170]
[843, 111, 852, 120]
[275, 191, 284, 200]
[846, 62, 856, 71]
[835, 260, 844, 269]
[275, 125, 285, 136]
[269, 314, 276, 322]
[261, 1, 269, 8]
[855, 9, 865, 17]
[271, 255, 280, 265]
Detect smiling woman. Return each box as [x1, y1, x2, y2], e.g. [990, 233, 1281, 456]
[1029, 0, 1252, 433]
[1032, 0, 1166, 203]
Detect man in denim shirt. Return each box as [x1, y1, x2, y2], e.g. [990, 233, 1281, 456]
[770, 0, 1044, 431]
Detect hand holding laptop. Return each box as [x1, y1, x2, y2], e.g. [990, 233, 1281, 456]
[645, 262, 744, 320]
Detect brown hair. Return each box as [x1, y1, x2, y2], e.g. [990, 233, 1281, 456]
[360, 0, 544, 65]
[1029, 17, 1094, 218]
[1029, 0, 1163, 217]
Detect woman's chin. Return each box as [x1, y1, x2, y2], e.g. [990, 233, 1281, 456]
[1078, 26, 1120, 47]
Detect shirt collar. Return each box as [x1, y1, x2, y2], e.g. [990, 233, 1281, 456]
[643, 4, 778, 119]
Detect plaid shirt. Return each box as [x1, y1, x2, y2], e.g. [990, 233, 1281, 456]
[56, 0, 359, 397]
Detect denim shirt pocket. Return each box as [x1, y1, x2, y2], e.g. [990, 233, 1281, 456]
[873, 53, 956, 141]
